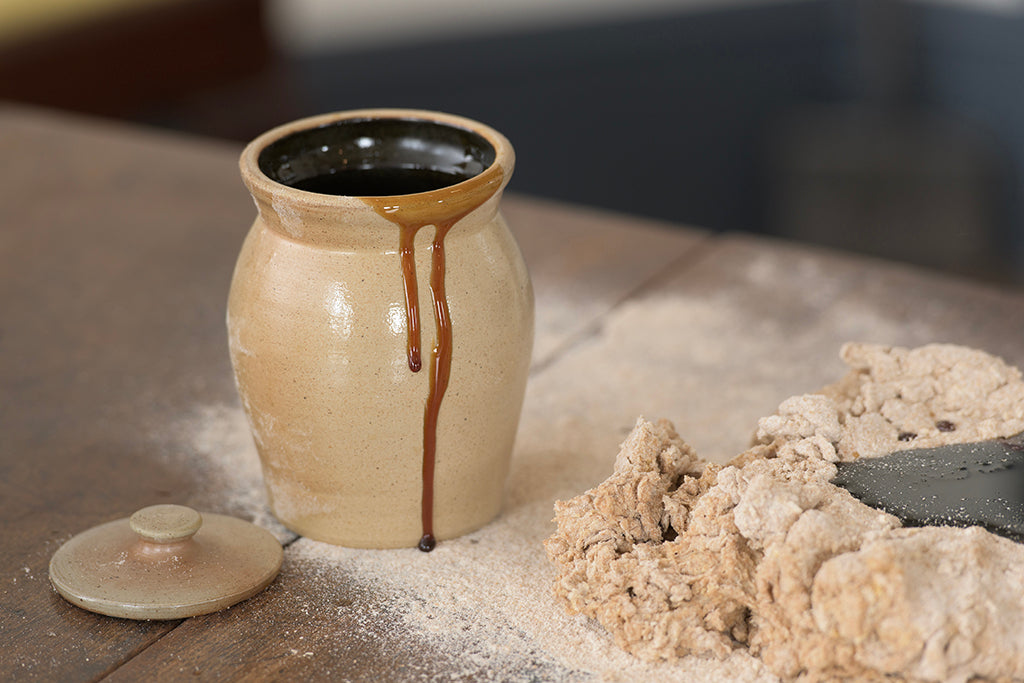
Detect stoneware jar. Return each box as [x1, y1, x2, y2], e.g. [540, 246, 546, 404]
[228, 109, 533, 550]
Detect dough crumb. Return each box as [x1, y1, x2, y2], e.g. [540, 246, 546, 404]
[546, 343, 1024, 682]
[822, 342, 1024, 459]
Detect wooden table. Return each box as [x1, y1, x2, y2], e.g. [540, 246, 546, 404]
[3, 105, 1024, 682]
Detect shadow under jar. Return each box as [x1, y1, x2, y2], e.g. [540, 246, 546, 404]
[228, 109, 533, 550]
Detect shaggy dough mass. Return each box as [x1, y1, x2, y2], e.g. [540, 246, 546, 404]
[545, 343, 1024, 682]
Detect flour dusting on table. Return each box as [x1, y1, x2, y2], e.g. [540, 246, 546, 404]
[171, 401, 774, 681]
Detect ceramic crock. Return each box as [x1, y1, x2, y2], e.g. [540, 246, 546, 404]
[227, 109, 533, 550]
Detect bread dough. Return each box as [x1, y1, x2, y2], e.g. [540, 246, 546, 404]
[545, 343, 1024, 682]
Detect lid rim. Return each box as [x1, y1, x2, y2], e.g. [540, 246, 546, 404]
[48, 509, 283, 620]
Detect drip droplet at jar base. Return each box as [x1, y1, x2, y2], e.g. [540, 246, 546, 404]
[228, 109, 533, 549]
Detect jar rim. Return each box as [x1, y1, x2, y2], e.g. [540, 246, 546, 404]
[240, 109, 514, 207]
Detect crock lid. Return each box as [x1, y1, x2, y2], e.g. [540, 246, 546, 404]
[49, 504, 283, 620]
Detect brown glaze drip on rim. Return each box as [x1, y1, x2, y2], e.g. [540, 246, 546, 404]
[364, 163, 504, 551]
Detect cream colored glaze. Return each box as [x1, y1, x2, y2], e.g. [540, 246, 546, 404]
[48, 505, 282, 620]
[229, 109, 533, 548]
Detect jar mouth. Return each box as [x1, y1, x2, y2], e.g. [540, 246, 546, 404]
[256, 116, 498, 198]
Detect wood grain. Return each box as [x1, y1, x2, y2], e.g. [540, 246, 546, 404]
[0, 108, 251, 681]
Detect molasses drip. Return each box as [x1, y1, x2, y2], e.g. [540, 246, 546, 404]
[417, 219, 456, 552]
[363, 165, 504, 552]
[833, 432, 1024, 542]
[399, 225, 422, 372]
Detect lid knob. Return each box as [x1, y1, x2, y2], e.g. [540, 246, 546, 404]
[129, 504, 202, 544]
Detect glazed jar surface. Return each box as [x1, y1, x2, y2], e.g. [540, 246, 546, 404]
[227, 109, 533, 548]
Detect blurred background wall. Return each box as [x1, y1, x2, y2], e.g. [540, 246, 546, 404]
[2, 0, 1023, 284]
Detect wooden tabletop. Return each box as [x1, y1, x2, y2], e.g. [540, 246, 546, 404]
[3, 105, 1024, 682]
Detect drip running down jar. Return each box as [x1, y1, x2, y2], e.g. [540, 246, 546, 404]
[228, 109, 534, 550]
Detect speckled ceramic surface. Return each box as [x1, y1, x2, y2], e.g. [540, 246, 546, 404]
[49, 505, 282, 620]
[228, 109, 533, 548]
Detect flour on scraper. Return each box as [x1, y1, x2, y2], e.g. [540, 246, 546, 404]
[545, 342, 1024, 682]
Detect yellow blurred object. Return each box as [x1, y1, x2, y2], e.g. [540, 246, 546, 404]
[0, 0, 180, 45]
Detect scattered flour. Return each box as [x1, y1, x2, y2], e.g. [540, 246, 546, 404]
[167, 402, 776, 681]
[155, 403, 292, 543]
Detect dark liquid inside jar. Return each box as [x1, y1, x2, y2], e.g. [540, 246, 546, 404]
[289, 167, 474, 197]
[258, 116, 495, 200]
